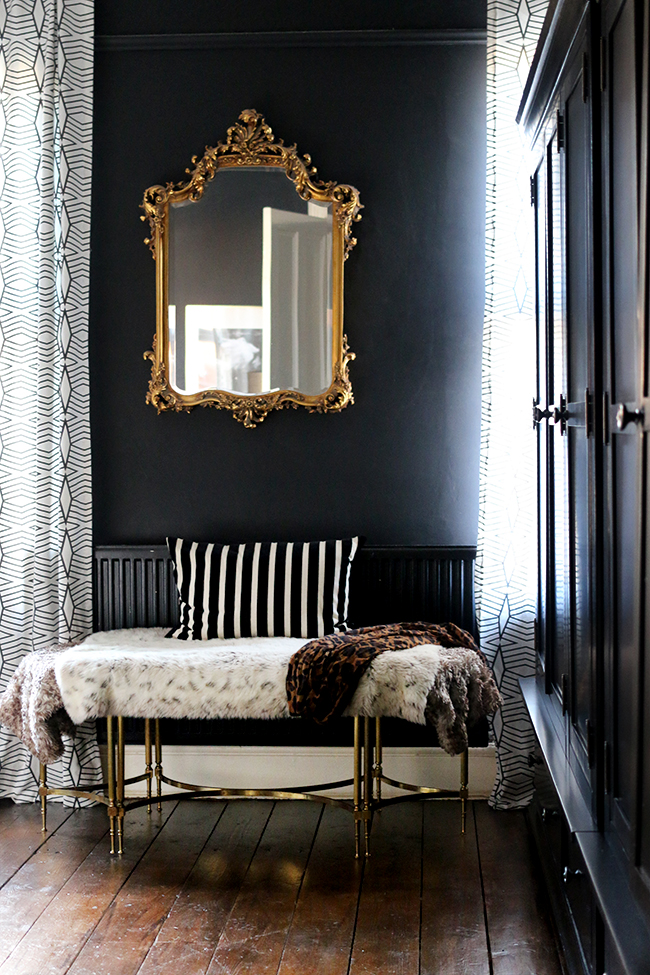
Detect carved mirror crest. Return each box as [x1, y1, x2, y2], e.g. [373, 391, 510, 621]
[141, 109, 362, 427]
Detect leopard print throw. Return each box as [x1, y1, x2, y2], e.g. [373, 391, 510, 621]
[286, 620, 482, 724]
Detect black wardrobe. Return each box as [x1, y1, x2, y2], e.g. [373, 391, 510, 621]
[519, 0, 650, 972]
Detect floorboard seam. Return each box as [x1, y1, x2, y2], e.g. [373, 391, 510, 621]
[473, 802, 495, 975]
[275, 803, 325, 975]
[133, 800, 229, 975]
[61, 800, 185, 975]
[418, 802, 424, 975]
[345, 812, 368, 975]
[203, 800, 277, 972]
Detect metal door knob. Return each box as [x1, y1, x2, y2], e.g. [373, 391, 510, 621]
[552, 404, 569, 424]
[615, 403, 644, 431]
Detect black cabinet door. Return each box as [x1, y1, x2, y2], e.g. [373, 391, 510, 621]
[535, 149, 552, 687]
[639, 0, 650, 887]
[536, 18, 598, 800]
[564, 35, 597, 793]
[537, 128, 571, 714]
[601, 0, 646, 867]
[525, 0, 650, 959]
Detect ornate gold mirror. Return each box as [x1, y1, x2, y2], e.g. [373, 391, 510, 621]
[141, 109, 362, 427]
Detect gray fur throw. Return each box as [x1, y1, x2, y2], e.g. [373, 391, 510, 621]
[0, 645, 76, 764]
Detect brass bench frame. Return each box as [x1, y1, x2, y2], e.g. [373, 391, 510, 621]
[39, 716, 469, 857]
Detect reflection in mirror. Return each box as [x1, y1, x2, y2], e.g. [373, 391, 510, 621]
[142, 110, 362, 426]
[167, 169, 333, 397]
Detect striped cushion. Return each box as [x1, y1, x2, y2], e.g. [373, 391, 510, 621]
[166, 537, 359, 640]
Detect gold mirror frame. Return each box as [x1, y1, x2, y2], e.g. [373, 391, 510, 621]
[141, 109, 362, 427]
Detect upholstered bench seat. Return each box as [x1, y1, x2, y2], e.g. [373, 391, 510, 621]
[20, 626, 494, 857]
[56, 627, 476, 731]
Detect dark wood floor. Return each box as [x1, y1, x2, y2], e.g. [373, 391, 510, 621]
[0, 796, 564, 975]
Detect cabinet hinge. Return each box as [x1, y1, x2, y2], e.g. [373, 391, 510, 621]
[586, 718, 595, 768]
[557, 111, 566, 152]
[530, 174, 537, 207]
[582, 52, 589, 102]
[561, 673, 569, 715]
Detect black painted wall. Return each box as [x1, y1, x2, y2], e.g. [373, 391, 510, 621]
[94, 2, 487, 35]
[90, 1, 487, 547]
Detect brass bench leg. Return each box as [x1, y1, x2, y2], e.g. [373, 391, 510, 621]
[353, 716, 362, 858]
[144, 718, 153, 813]
[363, 717, 372, 857]
[116, 716, 125, 854]
[39, 762, 47, 832]
[374, 717, 382, 803]
[154, 718, 163, 812]
[460, 748, 469, 833]
[106, 715, 117, 854]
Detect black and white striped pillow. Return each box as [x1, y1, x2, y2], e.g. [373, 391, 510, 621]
[166, 537, 359, 640]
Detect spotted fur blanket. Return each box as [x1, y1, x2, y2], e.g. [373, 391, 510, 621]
[0, 625, 501, 764]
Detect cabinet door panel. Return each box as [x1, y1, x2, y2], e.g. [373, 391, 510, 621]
[535, 157, 552, 681]
[565, 67, 594, 766]
[602, 0, 642, 856]
[548, 136, 571, 704]
[610, 433, 640, 831]
[535, 20, 597, 800]
[640, 0, 650, 882]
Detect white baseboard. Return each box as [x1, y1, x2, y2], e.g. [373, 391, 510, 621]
[99, 744, 496, 800]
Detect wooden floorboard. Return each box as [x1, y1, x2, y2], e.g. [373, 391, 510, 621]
[277, 804, 364, 975]
[67, 801, 224, 975]
[206, 801, 322, 975]
[348, 802, 423, 975]
[475, 802, 564, 975]
[0, 802, 178, 975]
[0, 803, 109, 967]
[0, 797, 74, 888]
[138, 801, 273, 975]
[420, 801, 490, 975]
[0, 798, 566, 975]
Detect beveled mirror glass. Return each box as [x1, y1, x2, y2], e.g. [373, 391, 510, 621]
[141, 110, 362, 427]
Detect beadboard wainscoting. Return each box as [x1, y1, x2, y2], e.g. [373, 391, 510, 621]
[93, 544, 478, 636]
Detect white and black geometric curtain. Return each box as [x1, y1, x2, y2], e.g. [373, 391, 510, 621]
[476, 0, 548, 808]
[0, 0, 101, 801]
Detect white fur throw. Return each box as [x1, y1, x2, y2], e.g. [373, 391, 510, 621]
[56, 630, 307, 725]
[60, 628, 496, 753]
[0, 628, 498, 762]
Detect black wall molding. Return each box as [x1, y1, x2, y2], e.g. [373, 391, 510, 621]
[94, 29, 486, 52]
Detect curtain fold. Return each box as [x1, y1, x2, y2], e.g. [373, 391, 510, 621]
[0, 0, 101, 801]
[477, 0, 548, 808]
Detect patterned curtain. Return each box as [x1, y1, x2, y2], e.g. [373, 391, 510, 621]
[0, 0, 101, 800]
[476, 0, 548, 808]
